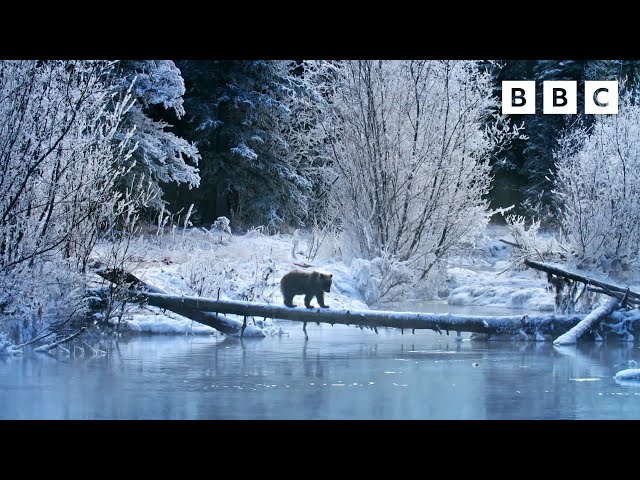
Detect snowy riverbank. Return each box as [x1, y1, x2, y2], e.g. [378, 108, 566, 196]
[92, 224, 556, 336]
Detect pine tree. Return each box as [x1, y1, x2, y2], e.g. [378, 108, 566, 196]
[113, 61, 200, 211]
[173, 60, 333, 230]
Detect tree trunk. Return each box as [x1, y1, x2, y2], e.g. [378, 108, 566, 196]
[128, 290, 585, 337]
[96, 269, 243, 335]
[524, 259, 640, 303]
[553, 297, 621, 345]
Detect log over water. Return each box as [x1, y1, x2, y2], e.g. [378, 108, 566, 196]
[524, 259, 640, 303]
[98, 268, 640, 340]
[138, 291, 585, 337]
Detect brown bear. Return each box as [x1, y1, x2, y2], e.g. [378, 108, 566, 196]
[280, 270, 332, 309]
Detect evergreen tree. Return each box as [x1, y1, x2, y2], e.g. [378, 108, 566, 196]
[174, 60, 333, 230]
[113, 61, 200, 211]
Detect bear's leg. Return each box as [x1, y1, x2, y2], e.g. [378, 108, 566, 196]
[304, 293, 314, 309]
[317, 291, 329, 308]
[284, 294, 296, 308]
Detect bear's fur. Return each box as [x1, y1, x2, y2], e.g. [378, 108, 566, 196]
[280, 270, 332, 309]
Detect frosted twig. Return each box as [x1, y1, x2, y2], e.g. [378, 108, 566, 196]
[34, 327, 87, 353]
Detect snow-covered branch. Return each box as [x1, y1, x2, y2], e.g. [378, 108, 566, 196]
[524, 259, 640, 303]
[33, 327, 87, 353]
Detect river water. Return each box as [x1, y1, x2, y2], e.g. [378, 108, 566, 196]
[1, 306, 640, 419]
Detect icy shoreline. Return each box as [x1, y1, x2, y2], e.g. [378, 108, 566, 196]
[94, 225, 555, 336]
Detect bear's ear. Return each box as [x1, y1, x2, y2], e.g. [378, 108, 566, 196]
[329, 274, 333, 278]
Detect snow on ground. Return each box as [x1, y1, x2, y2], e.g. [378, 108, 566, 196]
[126, 308, 216, 335]
[447, 266, 554, 312]
[91, 224, 554, 335]
[446, 225, 555, 312]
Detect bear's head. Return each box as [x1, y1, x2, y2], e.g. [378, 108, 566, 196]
[319, 272, 332, 292]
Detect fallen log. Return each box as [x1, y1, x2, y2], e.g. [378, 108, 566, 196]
[553, 297, 621, 345]
[524, 259, 640, 302]
[132, 291, 586, 337]
[96, 268, 639, 340]
[96, 269, 244, 335]
[587, 286, 628, 302]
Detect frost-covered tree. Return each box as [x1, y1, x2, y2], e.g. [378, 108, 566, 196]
[488, 59, 640, 217]
[555, 88, 640, 275]
[0, 60, 137, 340]
[113, 61, 200, 210]
[174, 60, 334, 229]
[281, 60, 341, 226]
[329, 60, 523, 300]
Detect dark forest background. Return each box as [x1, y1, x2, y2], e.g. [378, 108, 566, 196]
[140, 60, 640, 229]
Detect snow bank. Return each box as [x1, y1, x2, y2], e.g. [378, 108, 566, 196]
[614, 369, 640, 380]
[125, 309, 216, 335]
[123, 309, 275, 338]
[447, 265, 554, 312]
[445, 226, 556, 313]
[0, 333, 22, 356]
[614, 369, 640, 386]
[448, 285, 553, 311]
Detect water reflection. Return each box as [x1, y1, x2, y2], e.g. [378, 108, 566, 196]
[1, 322, 639, 419]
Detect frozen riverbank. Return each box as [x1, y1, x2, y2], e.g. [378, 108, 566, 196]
[91, 224, 557, 336]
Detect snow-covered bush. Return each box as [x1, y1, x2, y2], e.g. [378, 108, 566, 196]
[208, 216, 232, 243]
[555, 88, 640, 276]
[329, 61, 524, 300]
[503, 214, 566, 264]
[350, 254, 415, 305]
[0, 60, 138, 341]
[1, 257, 94, 344]
[0, 332, 21, 356]
[213, 216, 231, 234]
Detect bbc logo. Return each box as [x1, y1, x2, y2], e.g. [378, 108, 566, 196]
[502, 81, 618, 115]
